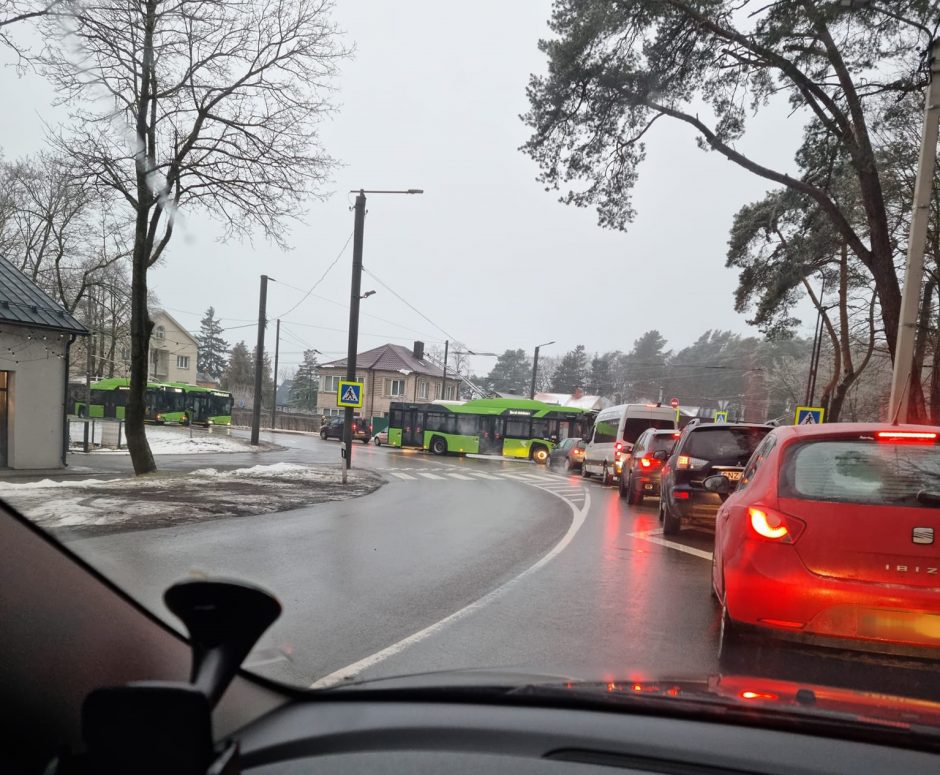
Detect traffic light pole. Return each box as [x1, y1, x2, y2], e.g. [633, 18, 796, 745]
[343, 191, 366, 470]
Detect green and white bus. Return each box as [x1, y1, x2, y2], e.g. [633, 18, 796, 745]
[386, 398, 591, 464]
[71, 379, 233, 426]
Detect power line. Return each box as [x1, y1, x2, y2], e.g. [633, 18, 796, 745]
[361, 267, 462, 344]
[273, 231, 354, 319]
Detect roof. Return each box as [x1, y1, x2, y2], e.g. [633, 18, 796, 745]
[0, 256, 87, 335]
[535, 392, 611, 410]
[321, 343, 454, 379]
[774, 422, 940, 440]
[152, 309, 198, 347]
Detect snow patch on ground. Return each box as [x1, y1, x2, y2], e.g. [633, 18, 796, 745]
[71, 424, 253, 455]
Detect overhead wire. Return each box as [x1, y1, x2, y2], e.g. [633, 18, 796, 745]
[273, 231, 354, 319]
[361, 266, 462, 344]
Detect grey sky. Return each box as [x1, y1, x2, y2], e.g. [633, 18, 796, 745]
[0, 1, 816, 380]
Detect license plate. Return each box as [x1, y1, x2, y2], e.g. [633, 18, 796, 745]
[723, 471, 742, 481]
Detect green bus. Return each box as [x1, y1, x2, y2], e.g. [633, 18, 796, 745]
[71, 379, 233, 426]
[386, 398, 591, 464]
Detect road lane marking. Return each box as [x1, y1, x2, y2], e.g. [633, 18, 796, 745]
[416, 472, 445, 480]
[464, 471, 502, 480]
[627, 528, 713, 561]
[310, 482, 592, 689]
[388, 472, 417, 480]
[446, 473, 474, 480]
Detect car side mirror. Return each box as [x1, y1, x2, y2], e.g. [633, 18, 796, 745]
[703, 474, 731, 495]
[652, 450, 668, 462]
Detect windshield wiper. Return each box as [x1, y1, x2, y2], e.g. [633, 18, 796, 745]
[916, 490, 940, 507]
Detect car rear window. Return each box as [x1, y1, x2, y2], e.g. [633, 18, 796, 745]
[623, 418, 674, 443]
[649, 433, 678, 453]
[683, 427, 770, 465]
[780, 440, 940, 505]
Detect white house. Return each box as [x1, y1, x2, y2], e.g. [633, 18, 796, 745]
[0, 257, 87, 469]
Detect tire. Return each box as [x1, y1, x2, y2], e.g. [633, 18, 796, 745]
[626, 472, 642, 505]
[662, 494, 681, 535]
[581, 463, 590, 479]
[429, 436, 447, 456]
[373, 436, 381, 446]
[320, 430, 328, 440]
[601, 462, 613, 487]
[565, 458, 574, 473]
[717, 601, 737, 661]
[618, 470, 629, 499]
[531, 445, 549, 465]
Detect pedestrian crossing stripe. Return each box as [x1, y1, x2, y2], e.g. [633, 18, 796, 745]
[336, 380, 364, 408]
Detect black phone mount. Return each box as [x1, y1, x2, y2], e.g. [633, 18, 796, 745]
[51, 579, 281, 775]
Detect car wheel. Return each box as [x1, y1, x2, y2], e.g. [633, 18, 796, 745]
[618, 471, 628, 499]
[717, 602, 737, 661]
[373, 436, 381, 446]
[661, 496, 681, 535]
[565, 458, 575, 473]
[320, 430, 328, 440]
[531, 445, 549, 465]
[626, 472, 641, 505]
[429, 436, 447, 456]
[581, 463, 590, 479]
[601, 462, 613, 486]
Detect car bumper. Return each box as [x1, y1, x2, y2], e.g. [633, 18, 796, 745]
[725, 546, 940, 649]
[634, 474, 662, 496]
[667, 487, 722, 521]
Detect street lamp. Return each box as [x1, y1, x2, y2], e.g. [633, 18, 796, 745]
[360, 290, 376, 299]
[343, 189, 423, 471]
[530, 340, 555, 400]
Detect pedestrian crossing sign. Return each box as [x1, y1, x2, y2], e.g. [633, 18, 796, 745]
[714, 410, 729, 424]
[794, 406, 825, 426]
[336, 380, 364, 408]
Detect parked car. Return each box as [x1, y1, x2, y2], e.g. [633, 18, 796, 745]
[547, 437, 585, 471]
[320, 415, 371, 443]
[619, 428, 680, 504]
[710, 423, 940, 654]
[659, 422, 772, 535]
[582, 403, 677, 485]
[372, 428, 389, 445]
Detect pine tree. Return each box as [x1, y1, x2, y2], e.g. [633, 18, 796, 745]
[289, 350, 320, 410]
[550, 345, 588, 393]
[195, 306, 230, 379]
[222, 341, 252, 390]
[484, 349, 531, 394]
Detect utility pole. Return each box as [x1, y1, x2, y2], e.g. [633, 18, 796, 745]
[250, 274, 270, 445]
[270, 318, 280, 431]
[530, 341, 555, 399]
[84, 293, 93, 453]
[441, 340, 449, 400]
[343, 191, 366, 469]
[890, 38, 940, 423]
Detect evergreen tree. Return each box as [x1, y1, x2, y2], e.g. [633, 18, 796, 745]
[252, 347, 275, 407]
[222, 341, 252, 389]
[624, 331, 670, 402]
[550, 345, 588, 393]
[195, 306, 229, 379]
[588, 351, 617, 397]
[289, 350, 320, 410]
[484, 349, 532, 394]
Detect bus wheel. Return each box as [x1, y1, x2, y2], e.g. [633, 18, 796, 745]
[430, 436, 448, 456]
[531, 445, 549, 465]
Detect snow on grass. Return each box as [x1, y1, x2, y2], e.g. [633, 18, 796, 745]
[71, 424, 252, 455]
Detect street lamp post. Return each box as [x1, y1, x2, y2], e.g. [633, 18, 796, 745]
[889, 38, 940, 423]
[342, 189, 422, 470]
[529, 341, 555, 399]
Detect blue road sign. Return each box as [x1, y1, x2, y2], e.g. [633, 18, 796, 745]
[794, 406, 825, 425]
[337, 380, 364, 408]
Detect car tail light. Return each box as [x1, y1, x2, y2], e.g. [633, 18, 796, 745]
[672, 490, 690, 500]
[639, 455, 661, 469]
[748, 506, 805, 544]
[675, 455, 708, 470]
[673, 432, 681, 438]
[876, 431, 938, 443]
[614, 441, 624, 454]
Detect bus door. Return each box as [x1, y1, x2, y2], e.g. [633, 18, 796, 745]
[401, 407, 423, 447]
[479, 416, 503, 454]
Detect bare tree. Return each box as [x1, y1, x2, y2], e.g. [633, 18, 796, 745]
[0, 1, 62, 61]
[41, 0, 346, 473]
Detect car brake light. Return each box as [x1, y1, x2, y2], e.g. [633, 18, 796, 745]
[614, 441, 624, 454]
[876, 431, 938, 442]
[676, 455, 708, 470]
[672, 490, 690, 500]
[748, 506, 804, 543]
[739, 690, 778, 701]
[673, 432, 681, 438]
[639, 455, 660, 469]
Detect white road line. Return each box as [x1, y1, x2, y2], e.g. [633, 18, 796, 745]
[627, 528, 713, 561]
[416, 472, 445, 480]
[310, 485, 592, 689]
[387, 471, 417, 480]
[465, 471, 502, 480]
[446, 473, 474, 480]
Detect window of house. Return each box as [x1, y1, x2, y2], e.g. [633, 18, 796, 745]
[418, 381, 429, 399]
[154, 325, 165, 341]
[389, 379, 405, 397]
[445, 385, 456, 400]
[177, 355, 190, 369]
[322, 375, 340, 392]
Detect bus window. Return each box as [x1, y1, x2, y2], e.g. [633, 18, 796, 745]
[505, 419, 530, 438]
[457, 415, 479, 436]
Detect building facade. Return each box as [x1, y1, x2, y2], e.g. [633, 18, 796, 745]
[0, 257, 87, 468]
[317, 342, 461, 419]
[147, 310, 199, 384]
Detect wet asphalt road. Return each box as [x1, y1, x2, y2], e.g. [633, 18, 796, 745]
[64, 431, 940, 701]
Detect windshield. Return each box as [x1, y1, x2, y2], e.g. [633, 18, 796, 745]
[3, 0, 940, 745]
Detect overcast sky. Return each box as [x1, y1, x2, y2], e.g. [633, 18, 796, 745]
[0, 1, 816, 380]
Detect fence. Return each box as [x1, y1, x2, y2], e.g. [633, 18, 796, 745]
[68, 418, 125, 450]
[231, 409, 323, 433]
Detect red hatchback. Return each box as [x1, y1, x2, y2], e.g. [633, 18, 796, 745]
[711, 423, 940, 653]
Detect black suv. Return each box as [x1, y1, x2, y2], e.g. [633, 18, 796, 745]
[320, 416, 371, 443]
[619, 428, 678, 505]
[659, 422, 771, 535]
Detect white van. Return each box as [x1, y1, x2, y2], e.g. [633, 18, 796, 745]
[582, 403, 677, 485]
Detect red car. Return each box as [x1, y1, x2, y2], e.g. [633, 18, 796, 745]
[711, 423, 940, 653]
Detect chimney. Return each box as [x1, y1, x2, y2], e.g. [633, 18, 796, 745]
[413, 341, 425, 360]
